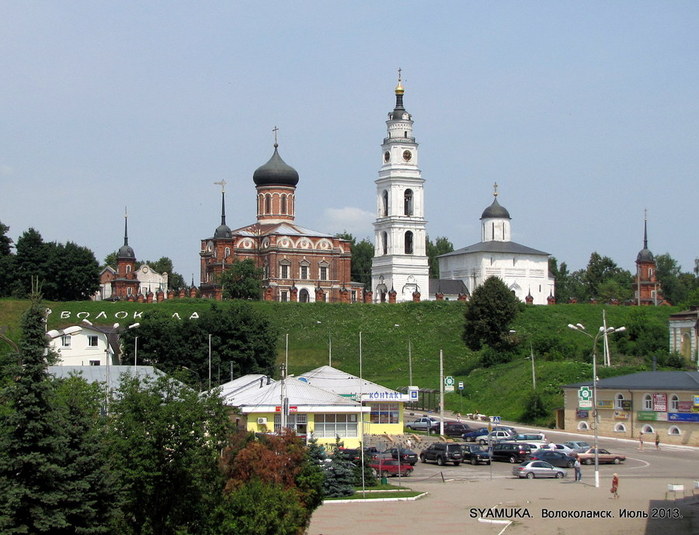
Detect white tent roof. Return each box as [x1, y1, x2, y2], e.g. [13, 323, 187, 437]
[298, 365, 399, 400]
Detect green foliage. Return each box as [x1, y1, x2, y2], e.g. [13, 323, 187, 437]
[106, 373, 231, 535]
[119, 302, 278, 387]
[335, 233, 374, 287]
[463, 277, 521, 352]
[478, 347, 514, 368]
[520, 391, 548, 423]
[426, 236, 454, 279]
[219, 259, 264, 300]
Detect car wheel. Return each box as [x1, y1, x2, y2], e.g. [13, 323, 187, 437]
[614, 458, 621, 464]
[556, 472, 563, 479]
[471, 458, 478, 465]
[526, 472, 535, 479]
[585, 459, 593, 465]
[437, 456, 445, 466]
[509, 456, 517, 463]
[453, 462, 460, 466]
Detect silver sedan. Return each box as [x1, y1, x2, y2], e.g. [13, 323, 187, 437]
[512, 460, 566, 479]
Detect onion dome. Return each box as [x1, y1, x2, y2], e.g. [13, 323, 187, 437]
[390, 69, 409, 120]
[253, 143, 299, 187]
[481, 197, 511, 220]
[636, 216, 654, 262]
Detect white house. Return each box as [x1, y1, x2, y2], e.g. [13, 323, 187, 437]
[438, 186, 555, 305]
[47, 324, 120, 366]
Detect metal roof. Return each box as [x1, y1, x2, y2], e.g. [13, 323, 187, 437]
[439, 240, 549, 257]
[563, 371, 699, 391]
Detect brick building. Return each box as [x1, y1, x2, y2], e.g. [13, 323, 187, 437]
[199, 142, 366, 303]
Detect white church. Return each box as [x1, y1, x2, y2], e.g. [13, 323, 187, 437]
[370, 73, 554, 305]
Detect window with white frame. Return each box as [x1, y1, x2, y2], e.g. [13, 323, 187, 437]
[643, 394, 652, 410]
[614, 423, 627, 433]
[642, 424, 654, 434]
[274, 413, 307, 434]
[61, 335, 71, 348]
[670, 394, 679, 411]
[88, 335, 99, 347]
[577, 421, 589, 431]
[313, 413, 358, 438]
[615, 393, 625, 409]
[319, 264, 328, 281]
[668, 426, 681, 436]
[300, 264, 309, 280]
[280, 291, 288, 302]
[280, 262, 289, 279]
[89, 360, 100, 366]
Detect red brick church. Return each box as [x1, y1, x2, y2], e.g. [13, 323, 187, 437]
[199, 138, 367, 303]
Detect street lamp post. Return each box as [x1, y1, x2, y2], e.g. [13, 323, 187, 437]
[568, 320, 626, 488]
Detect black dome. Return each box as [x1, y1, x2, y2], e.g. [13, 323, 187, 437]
[117, 244, 135, 259]
[637, 248, 654, 263]
[481, 198, 511, 219]
[253, 144, 299, 187]
[214, 224, 232, 239]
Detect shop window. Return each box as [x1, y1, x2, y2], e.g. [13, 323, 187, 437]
[369, 403, 400, 424]
[313, 413, 358, 438]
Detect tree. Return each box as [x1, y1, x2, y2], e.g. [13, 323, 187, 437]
[0, 222, 14, 297]
[463, 276, 521, 352]
[13, 228, 47, 298]
[426, 236, 454, 279]
[655, 253, 696, 306]
[548, 257, 583, 303]
[335, 233, 374, 288]
[119, 302, 277, 387]
[106, 373, 231, 535]
[581, 252, 633, 302]
[44, 242, 100, 301]
[219, 259, 263, 300]
[0, 298, 117, 534]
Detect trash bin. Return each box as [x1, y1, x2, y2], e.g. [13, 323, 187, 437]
[380, 476, 388, 485]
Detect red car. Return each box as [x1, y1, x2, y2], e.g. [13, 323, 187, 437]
[369, 458, 413, 477]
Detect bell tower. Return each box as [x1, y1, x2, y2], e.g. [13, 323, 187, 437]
[371, 71, 429, 302]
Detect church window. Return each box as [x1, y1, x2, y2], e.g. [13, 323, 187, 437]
[320, 265, 328, 281]
[299, 289, 309, 302]
[404, 189, 413, 216]
[382, 232, 388, 255]
[265, 194, 271, 214]
[404, 231, 413, 254]
[281, 195, 287, 214]
[280, 291, 288, 302]
[280, 263, 289, 279]
[404, 130, 408, 137]
[382, 190, 388, 216]
[300, 265, 308, 280]
[126, 265, 132, 274]
[224, 247, 231, 258]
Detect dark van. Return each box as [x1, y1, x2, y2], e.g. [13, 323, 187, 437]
[491, 442, 533, 463]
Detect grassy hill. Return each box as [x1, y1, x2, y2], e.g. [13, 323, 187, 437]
[0, 298, 680, 426]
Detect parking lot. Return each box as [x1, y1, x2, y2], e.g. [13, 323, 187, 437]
[308, 422, 699, 534]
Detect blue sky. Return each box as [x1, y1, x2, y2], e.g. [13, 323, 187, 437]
[2, 2, 698, 283]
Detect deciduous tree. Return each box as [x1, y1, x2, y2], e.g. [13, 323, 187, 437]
[463, 276, 521, 352]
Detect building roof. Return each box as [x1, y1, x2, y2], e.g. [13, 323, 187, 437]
[563, 371, 699, 391]
[219, 374, 365, 413]
[428, 279, 468, 296]
[229, 221, 336, 240]
[439, 240, 549, 258]
[49, 365, 165, 390]
[481, 197, 511, 220]
[298, 365, 398, 399]
[253, 143, 299, 187]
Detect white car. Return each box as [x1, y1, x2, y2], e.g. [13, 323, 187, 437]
[545, 443, 578, 456]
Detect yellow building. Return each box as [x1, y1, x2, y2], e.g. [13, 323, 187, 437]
[219, 366, 410, 449]
[563, 371, 699, 446]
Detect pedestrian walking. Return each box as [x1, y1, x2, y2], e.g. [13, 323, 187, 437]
[655, 432, 660, 450]
[610, 473, 619, 498]
[638, 432, 644, 451]
[573, 458, 581, 482]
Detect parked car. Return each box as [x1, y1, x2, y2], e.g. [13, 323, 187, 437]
[479, 430, 514, 445]
[492, 425, 517, 434]
[545, 443, 578, 456]
[406, 416, 440, 432]
[336, 447, 379, 463]
[576, 448, 626, 465]
[369, 458, 414, 478]
[512, 433, 548, 446]
[563, 441, 591, 453]
[441, 422, 472, 437]
[462, 427, 489, 442]
[491, 442, 534, 463]
[461, 443, 491, 465]
[512, 460, 566, 479]
[527, 450, 576, 468]
[384, 447, 419, 465]
[419, 442, 463, 466]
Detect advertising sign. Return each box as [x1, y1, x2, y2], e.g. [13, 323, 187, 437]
[408, 386, 419, 401]
[620, 400, 632, 410]
[578, 386, 592, 408]
[596, 400, 613, 409]
[669, 412, 699, 422]
[653, 393, 667, 412]
[576, 410, 589, 418]
[613, 411, 628, 420]
[678, 401, 694, 413]
[637, 411, 657, 421]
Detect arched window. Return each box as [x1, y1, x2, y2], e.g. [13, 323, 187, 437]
[126, 265, 132, 274]
[670, 394, 679, 411]
[404, 231, 413, 254]
[643, 394, 652, 410]
[382, 232, 388, 255]
[281, 195, 287, 214]
[577, 421, 589, 431]
[668, 426, 681, 436]
[265, 194, 271, 214]
[615, 393, 625, 409]
[404, 189, 413, 216]
[382, 190, 389, 216]
[299, 289, 309, 303]
[614, 423, 627, 433]
[642, 424, 654, 434]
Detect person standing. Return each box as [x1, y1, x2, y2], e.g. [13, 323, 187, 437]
[655, 432, 660, 450]
[638, 432, 644, 451]
[611, 473, 619, 498]
[574, 458, 581, 482]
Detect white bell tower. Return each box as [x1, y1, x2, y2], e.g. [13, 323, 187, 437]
[371, 71, 429, 303]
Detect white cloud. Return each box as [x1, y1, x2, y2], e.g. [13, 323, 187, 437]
[322, 207, 374, 240]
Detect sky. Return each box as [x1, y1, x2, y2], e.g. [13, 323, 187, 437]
[2, 2, 698, 283]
